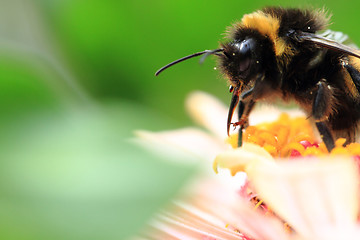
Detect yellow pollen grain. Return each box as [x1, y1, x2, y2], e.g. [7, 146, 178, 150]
[335, 138, 346, 147]
[263, 143, 278, 157]
[226, 113, 360, 158]
[303, 146, 324, 157]
[331, 147, 349, 156]
[254, 199, 264, 210]
[281, 142, 306, 158]
[347, 143, 360, 155]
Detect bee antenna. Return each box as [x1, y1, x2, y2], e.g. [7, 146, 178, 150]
[199, 48, 224, 64]
[155, 48, 224, 76]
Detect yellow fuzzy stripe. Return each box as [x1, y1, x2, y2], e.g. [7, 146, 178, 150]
[241, 11, 287, 56]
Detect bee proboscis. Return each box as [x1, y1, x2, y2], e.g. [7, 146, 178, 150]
[156, 7, 360, 152]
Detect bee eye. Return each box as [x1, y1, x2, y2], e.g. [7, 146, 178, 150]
[239, 40, 252, 55]
[239, 56, 251, 72]
[236, 38, 255, 72]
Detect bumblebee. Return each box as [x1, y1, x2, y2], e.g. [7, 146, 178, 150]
[155, 7, 360, 152]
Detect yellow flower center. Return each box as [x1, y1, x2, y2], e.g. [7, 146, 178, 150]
[226, 113, 360, 158]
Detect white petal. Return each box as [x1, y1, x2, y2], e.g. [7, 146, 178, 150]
[248, 105, 305, 125]
[186, 91, 232, 139]
[140, 177, 292, 240]
[135, 128, 229, 164]
[185, 91, 305, 139]
[247, 157, 360, 240]
[213, 142, 275, 175]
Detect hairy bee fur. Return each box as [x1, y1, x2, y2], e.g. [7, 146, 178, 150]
[156, 7, 360, 151]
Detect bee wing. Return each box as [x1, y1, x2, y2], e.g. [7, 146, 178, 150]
[296, 31, 360, 59]
[319, 29, 357, 47]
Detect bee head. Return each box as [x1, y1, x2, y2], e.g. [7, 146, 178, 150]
[220, 37, 262, 89]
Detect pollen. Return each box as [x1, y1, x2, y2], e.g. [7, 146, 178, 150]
[226, 113, 360, 158]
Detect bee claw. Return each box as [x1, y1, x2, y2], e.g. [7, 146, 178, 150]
[232, 119, 247, 129]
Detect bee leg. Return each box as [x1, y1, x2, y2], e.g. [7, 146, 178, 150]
[315, 122, 335, 152]
[312, 81, 333, 121]
[312, 81, 335, 151]
[237, 101, 245, 147]
[240, 86, 254, 100]
[232, 74, 262, 147]
[236, 100, 255, 147]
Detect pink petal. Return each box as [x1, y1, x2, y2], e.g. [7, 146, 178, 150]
[138, 177, 292, 240]
[247, 157, 360, 240]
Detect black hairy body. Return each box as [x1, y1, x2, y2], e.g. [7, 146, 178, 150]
[219, 7, 360, 148]
[156, 7, 360, 151]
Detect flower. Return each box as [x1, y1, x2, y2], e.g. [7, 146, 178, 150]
[136, 91, 231, 164]
[135, 91, 360, 240]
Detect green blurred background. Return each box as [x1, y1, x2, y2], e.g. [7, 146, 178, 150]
[1, 0, 359, 239]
